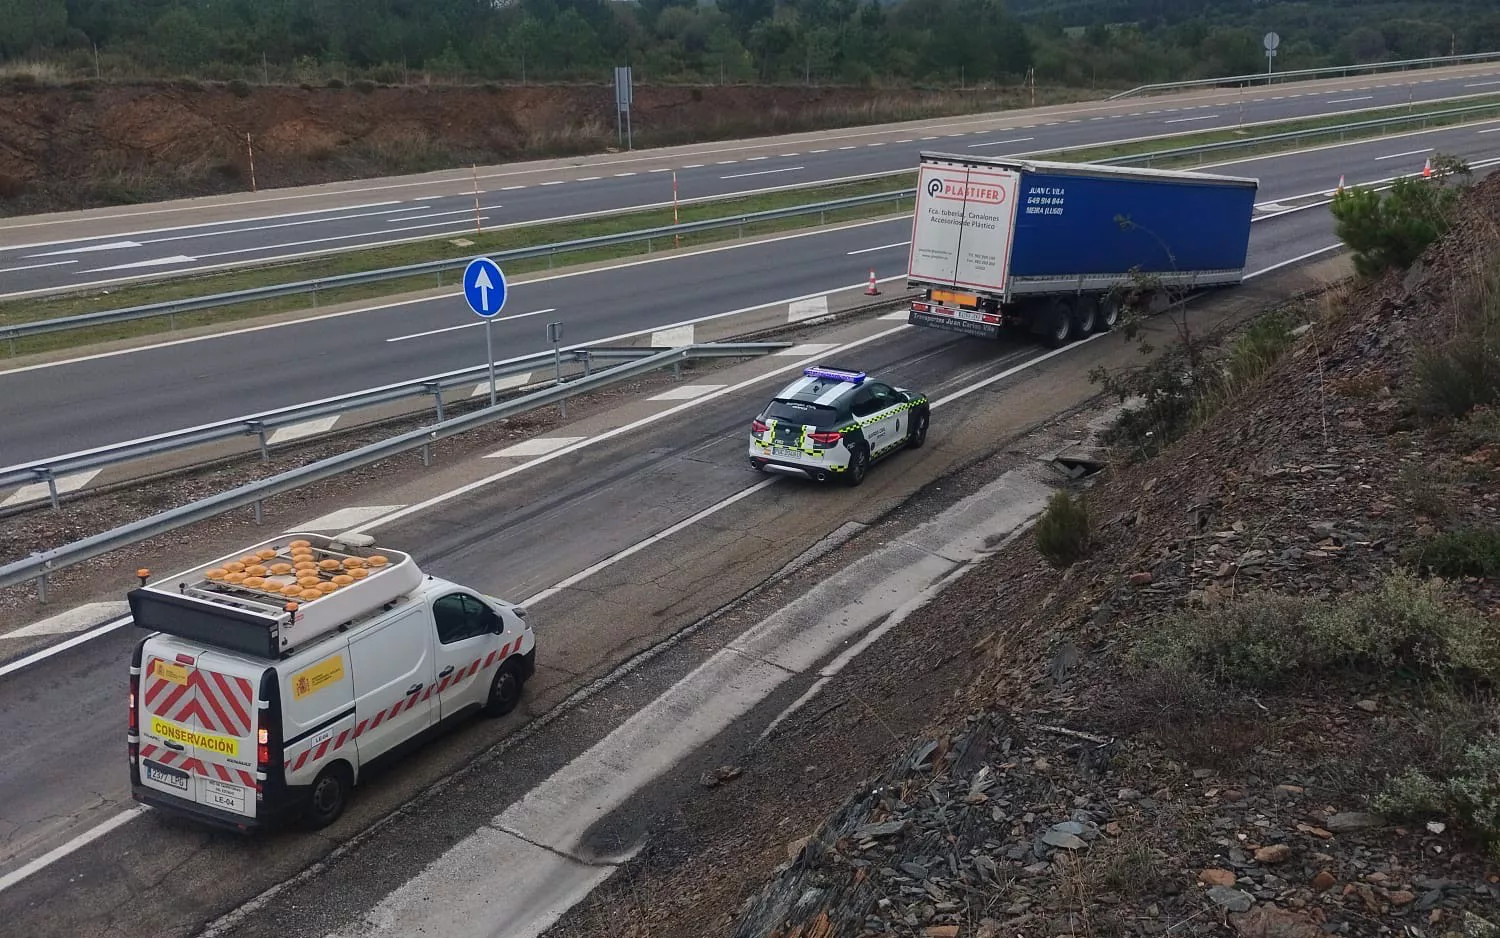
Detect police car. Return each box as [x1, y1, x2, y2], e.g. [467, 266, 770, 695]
[748, 366, 930, 486]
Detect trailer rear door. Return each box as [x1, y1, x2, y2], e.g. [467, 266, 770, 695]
[908, 160, 1021, 293]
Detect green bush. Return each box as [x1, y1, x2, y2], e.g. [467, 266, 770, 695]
[1330, 158, 1469, 277]
[1034, 490, 1092, 568]
[1131, 571, 1500, 689]
[1225, 311, 1297, 387]
[226, 78, 252, 98]
[1376, 739, 1500, 858]
[1373, 767, 1447, 817]
[326, 77, 346, 89]
[1410, 262, 1500, 423]
[352, 79, 377, 94]
[1405, 526, 1500, 578]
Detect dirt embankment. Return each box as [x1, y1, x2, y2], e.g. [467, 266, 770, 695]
[546, 176, 1500, 936]
[0, 79, 1074, 216]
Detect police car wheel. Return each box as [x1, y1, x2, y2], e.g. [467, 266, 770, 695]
[484, 661, 526, 717]
[907, 413, 928, 449]
[303, 764, 351, 830]
[843, 446, 870, 487]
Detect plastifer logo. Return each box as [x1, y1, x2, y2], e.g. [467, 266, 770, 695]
[926, 175, 1006, 204]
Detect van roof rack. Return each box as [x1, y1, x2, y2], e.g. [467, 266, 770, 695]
[128, 532, 424, 658]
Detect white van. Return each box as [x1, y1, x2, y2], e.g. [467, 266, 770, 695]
[127, 532, 536, 831]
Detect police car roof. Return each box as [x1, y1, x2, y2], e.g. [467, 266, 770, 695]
[774, 366, 867, 404]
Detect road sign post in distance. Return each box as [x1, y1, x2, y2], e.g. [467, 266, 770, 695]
[463, 257, 509, 406]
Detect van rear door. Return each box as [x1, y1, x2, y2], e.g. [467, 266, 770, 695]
[138, 641, 262, 819]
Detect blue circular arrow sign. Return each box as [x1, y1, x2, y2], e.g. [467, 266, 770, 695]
[462, 257, 508, 318]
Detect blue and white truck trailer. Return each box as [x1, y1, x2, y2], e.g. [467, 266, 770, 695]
[904, 152, 1259, 346]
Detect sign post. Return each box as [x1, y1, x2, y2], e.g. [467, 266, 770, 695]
[614, 66, 634, 151]
[1263, 32, 1280, 76]
[547, 321, 565, 417]
[462, 257, 509, 406]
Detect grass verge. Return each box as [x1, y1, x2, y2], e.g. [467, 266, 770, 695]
[0, 174, 916, 357]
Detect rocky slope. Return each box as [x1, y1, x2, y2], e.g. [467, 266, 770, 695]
[547, 172, 1500, 937]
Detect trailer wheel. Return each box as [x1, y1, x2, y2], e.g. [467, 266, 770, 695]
[1096, 295, 1122, 333]
[1040, 299, 1075, 349]
[1071, 296, 1098, 335]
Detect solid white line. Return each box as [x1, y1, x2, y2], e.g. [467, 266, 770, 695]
[0, 260, 75, 274]
[965, 137, 1036, 149]
[86, 255, 196, 272]
[1466, 80, 1500, 88]
[720, 166, 804, 180]
[189, 217, 492, 261]
[1326, 96, 1373, 104]
[1164, 114, 1219, 124]
[0, 217, 908, 377]
[385, 309, 557, 342]
[0, 615, 133, 679]
[522, 479, 779, 606]
[29, 240, 141, 257]
[0, 806, 149, 893]
[1374, 147, 1433, 160]
[3, 202, 407, 253]
[134, 204, 463, 248]
[847, 240, 910, 256]
[1479, 127, 1500, 134]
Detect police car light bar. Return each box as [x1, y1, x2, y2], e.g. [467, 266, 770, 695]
[803, 366, 866, 384]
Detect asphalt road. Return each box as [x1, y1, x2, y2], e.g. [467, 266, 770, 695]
[1, 64, 1498, 296]
[2, 120, 1498, 465]
[0, 246, 1341, 937]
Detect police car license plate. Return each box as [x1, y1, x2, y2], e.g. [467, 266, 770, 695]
[772, 446, 801, 459]
[144, 760, 189, 792]
[204, 779, 247, 813]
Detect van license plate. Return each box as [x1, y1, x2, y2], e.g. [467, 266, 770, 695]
[144, 761, 189, 792]
[204, 779, 247, 813]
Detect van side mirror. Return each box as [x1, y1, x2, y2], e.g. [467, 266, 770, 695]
[489, 611, 504, 633]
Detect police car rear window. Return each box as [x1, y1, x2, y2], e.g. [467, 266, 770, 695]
[766, 400, 839, 428]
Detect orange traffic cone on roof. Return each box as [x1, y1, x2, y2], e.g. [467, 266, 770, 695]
[865, 268, 880, 296]
[1423, 157, 1433, 178]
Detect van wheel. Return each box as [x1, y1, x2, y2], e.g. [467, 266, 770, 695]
[303, 763, 351, 831]
[484, 660, 526, 717]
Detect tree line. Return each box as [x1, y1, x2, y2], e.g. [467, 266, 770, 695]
[2, 0, 1499, 88]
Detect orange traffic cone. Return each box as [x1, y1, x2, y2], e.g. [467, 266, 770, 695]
[1423, 157, 1433, 178]
[865, 268, 880, 296]
[1335, 174, 1345, 194]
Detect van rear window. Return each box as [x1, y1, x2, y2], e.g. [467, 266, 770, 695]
[766, 400, 839, 428]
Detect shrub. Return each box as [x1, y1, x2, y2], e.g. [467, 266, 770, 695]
[1373, 767, 1446, 818]
[1405, 526, 1500, 578]
[1034, 490, 1091, 568]
[1224, 311, 1297, 387]
[226, 78, 252, 98]
[1448, 739, 1500, 854]
[326, 77, 346, 89]
[1131, 571, 1500, 690]
[1330, 156, 1469, 277]
[1410, 261, 1500, 422]
[352, 79, 377, 94]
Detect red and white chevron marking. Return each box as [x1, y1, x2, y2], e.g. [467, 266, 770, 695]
[138, 743, 259, 789]
[143, 657, 256, 738]
[284, 639, 522, 773]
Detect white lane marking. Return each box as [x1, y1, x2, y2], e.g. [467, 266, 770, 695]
[28, 240, 141, 257]
[1164, 114, 1219, 124]
[779, 153, 799, 157]
[787, 295, 830, 322]
[839, 145, 858, 149]
[646, 383, 727, 402]
[810, 148, 829, 153]
[357, 326, 908, 535]
[576, 176, 601, 182]
[965, 136, 1036, 149]
[84, 255, 197, 272]
[747, 156, 768, 161]
[681, 163, 705, 169]
[1479, 127, 1500, 134]
[614, 172, 636, 177]
[266, 416, 340, 445]
[0, 218, 907, 376]
[0, 260, 75, 273]
[501, 185, 527, 191]
[1, 603, 129, 641]
[540, 181, 565, 186]
[716, 160, 738, 166]
[293, 505, 406, 533]
[1466, 80, 1500, 87]
[647, 168, 671, 174]
[919, 137, 938, 141]
[486, 436, 587, 459]
[1, 469, 103, 508]
[0, 616, 133, 680]
[1375, 147, 1433, 160]
[1326, 96, 1373, 104]
[471, 373, 534, 396]
[720, 166, 804, 180]
[134, 203, 471, 248]
[5, 202, 409, 253]
[189, 218, 493, 262]
[650, 324, 694, 347]
[0, 806, 149, 894]
[334, 470, 1050, 938]
[847, 240, 910, 256]
[385, 309, 557, 342]
[896, 139, 913, 144]
[867, 142, 886, 147]
[877, 310, 908, 321]
[385, 207, 500, 223]
[773, 343, 840, 357]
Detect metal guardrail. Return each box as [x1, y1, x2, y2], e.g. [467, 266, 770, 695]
[1110, 50, 1500, 99]
[1, 190, 909, 348]
[0, 344, 699, 506]
[0, 341, 791, 598]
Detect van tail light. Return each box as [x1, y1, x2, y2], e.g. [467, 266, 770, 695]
[751, 418, 769, 434]
[257, 727, 271, 769]
[129, 687, 138, 733]
[809, 431, 842, 446]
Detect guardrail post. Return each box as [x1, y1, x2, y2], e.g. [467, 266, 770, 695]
[422, 441, 432, 467]
[40, 469, 60, 511]
[247, 420, 269, 463]
[37, 570, 48, 603]
[253, 499, 263, 525]
[424, 381, 445, 422]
